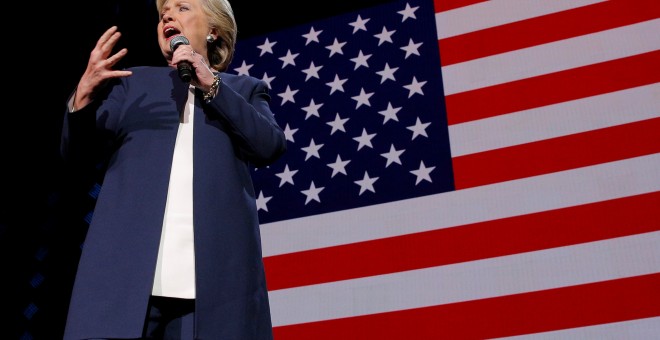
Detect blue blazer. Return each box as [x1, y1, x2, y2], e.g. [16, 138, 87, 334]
[61, 66, 286, 339]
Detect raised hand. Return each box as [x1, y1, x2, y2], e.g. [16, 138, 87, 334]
[73, 26, 133, 111]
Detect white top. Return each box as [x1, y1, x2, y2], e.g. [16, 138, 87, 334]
[152, 85, 196, 298]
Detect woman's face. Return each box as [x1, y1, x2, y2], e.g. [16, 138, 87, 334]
[158, 0, 211, 64]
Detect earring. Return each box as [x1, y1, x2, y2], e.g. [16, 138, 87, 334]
[206, 34, 215, 44]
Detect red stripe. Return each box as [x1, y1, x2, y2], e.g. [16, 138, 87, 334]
[452, 118, 660, 189]
[439, 0, 660, 66]
[434, 0, 488, 12]
[445, 51, 660, 125]
[264, 192, 660, 291]
[274, 273, 660, 339]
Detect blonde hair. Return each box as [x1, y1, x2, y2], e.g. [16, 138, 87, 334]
[157, 0, 237, 71]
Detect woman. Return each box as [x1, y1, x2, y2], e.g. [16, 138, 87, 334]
[61, 0, 286, 338]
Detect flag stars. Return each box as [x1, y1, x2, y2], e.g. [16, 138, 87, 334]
[376, 63, 398, 83]
[327, 154, 351, 178]
[283, 123, 298, 143]
[352, 88, 374, 109]
[326, 38, 346, 57]
[275, 165, 298, 187]
[302, 61, 323, 81]
[326, 74, 348, 94]
[404, 76, 427, 98]
[374, 26, 396, 46]
[350, 50, 372, 70]
[301, 139, 324, 160]
[302, 26, 323, 45]
[234, 60, 253, 76]
[327, 113, 349, 135]
[378, 102, 402, 124]
[401, 38, 423, 59]
[261, 72, 275, 89]
[381, 144, 405, 167]
[278, 85, 298, 105]
[398, 3, 419, 22]
[349, 15, 370, 33]
[354, 171, 379, 195]
[256, 38, 277, 56]
[255, 191, 272, 212]
[302, 99, 323, 119]
[301, 181, 324, 204]
[279, 49, 299, 68]
[410, 161, 435, 185]
[353, 128, 376, 151]
[407, 117, 431, 140]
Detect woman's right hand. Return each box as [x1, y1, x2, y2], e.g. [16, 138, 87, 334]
[73, 26, 133, 111]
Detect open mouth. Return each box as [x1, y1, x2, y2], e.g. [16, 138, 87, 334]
[164, 27, 180, 40]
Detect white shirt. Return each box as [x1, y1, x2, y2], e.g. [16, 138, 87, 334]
[152, 85, 196, 298]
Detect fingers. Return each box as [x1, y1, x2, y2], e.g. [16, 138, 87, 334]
[105, 48, 128, 68]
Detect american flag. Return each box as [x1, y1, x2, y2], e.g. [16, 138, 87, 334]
[231, 0, 660, 338]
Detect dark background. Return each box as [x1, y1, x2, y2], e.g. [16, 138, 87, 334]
[6, 0, 394, 338]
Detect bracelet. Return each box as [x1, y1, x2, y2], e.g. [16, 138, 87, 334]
[203, 75, 221, 103]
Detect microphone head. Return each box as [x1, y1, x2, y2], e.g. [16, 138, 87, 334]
[169, 35, 190, 51]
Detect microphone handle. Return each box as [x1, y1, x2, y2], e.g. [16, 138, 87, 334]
[178, 61, 193, 83]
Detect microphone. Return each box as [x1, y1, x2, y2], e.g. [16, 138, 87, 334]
[169, 35, 193, 82]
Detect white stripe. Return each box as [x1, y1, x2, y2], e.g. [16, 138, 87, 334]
[435, 0, 605, 39]
[269, 232, 660, 326]
[449, 84, 660, 156]
[441, 19, 660, 95]
[260, 153, 660, 256]
[492, 317, 660, 340]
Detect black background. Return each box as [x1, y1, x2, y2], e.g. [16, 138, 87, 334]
[6, 0, 395, 338]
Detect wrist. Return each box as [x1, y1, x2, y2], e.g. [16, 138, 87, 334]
[203, 75, 221, 103]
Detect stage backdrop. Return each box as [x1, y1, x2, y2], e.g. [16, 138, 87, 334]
[16, 0, 658, 339]
[235, 0, 660, 338]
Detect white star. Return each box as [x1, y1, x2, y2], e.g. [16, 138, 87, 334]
[349, 15, 370, 33]
[277, 85, 298, 105]
[326, 74, 348, 95]
[398, 3, 419, 22]
[403, 76, 427, 98]
[326, 113, 349, 135]
[401, 38, 423, 59]
[261, 72, 275, 89]
[301, 181, 324, 204]
[374, 26, 396, 46]
[407, 117, 431, 140]
[301, 61, 323, 81]
[301, 99, 323, 120]
[234, 60, 253, 76]
[378, 102, 402, 124]
[375, 63, 398, 84]
[327, 154, 350, 177]
[255, 191, 272, 212]
[326, 38, 346, 57]
[283, 123, 298, 142]
[256, 38, 277, 56]
[279, 49, 299, 68]
[350, 50, 372, 70]
[275, 164, 298, 187]
[353, 128, 376, 151]
[302, 26, 323, 45]
[354, 171, 379, 195]
[351, 88, 374, 109]
[410, 160, 435, 185]
[301, 139, 324, 160]
[380, 144, 405, 167]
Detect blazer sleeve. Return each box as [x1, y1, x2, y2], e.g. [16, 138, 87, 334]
[203, 75, 287, 168]
[60, 78, 126, 167]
